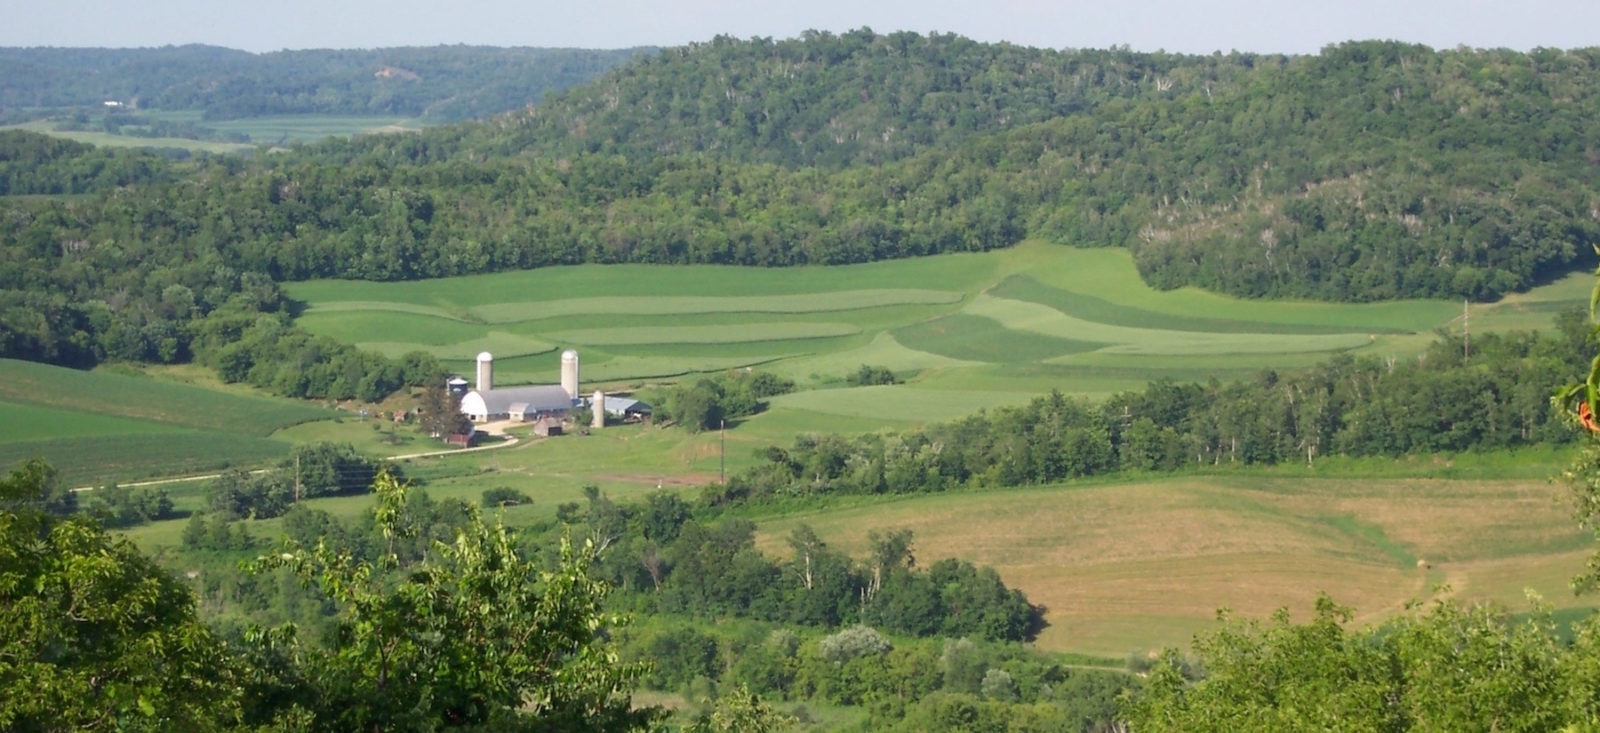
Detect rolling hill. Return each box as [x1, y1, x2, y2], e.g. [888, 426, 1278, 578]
[0, 359, 333, 487]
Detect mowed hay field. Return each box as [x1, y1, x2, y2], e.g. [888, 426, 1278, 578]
[752, 474, 1593, 658]
[0, 359, 334, 487]
[289, 241, 1587, 431]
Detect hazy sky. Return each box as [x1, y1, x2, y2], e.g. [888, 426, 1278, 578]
[3, 0, 1597, 54]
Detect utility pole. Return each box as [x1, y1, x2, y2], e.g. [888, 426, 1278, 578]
[1463, 299, 1470, 361]
[294, 453, 302, 503]
[719, 418, 726, 484]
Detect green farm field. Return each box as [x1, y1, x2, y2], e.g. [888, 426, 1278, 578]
[288, 241, 1587, 432]
[0, 120, 256, 154]
[748, 473, 1594, 657]
[0, 359, 335, 487]
[1, 113, 422, 153]
[180, 113, 422, 143]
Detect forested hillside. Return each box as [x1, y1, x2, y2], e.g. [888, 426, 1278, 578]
[4, 33, 1600, 387]
[0, 45, 647, 121]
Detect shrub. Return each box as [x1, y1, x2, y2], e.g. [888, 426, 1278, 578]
[819, 625, 892, 663]
[481, 486, 532, 507]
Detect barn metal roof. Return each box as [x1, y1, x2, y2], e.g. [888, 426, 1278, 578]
[601, 397, 652, 416]
[471, 385, 576, 415]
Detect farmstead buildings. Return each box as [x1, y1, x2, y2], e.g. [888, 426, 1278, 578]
[458, 350, 580, 422]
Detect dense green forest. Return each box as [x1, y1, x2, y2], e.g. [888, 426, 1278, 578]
[0, 45, 647, 121]
[7, 35, 1600, 388]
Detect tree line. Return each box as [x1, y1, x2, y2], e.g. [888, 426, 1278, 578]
[16, 427, 1600, 730]
[0, 44, 646, 121]
[5, 35, 1600, 397]
[619, 618, 1133, 730]
[560, 485, 1041, 642]
[714, 316, 1588, 506]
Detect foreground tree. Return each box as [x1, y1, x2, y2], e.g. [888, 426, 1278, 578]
[251, 469, 662, 730]
[1123, 594, 1583, 732]
[684, 683, 796, 733]
[1126, 262, 1600, 730]
[0, 459, 244, 731]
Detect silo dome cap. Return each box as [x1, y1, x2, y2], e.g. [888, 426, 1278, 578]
[562, 349, 579, 360]
[476, 352, 494, 362]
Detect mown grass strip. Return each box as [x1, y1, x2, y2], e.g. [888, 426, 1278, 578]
[892, 313, 1104, 363]
[965, 295, 1373, 356]
[298, 300, 470, 321]
[544, 322, 862, 346]
[767, 384, 1040, 422]
[991, 274, 1400, 334]
[469, 289, 962, 323]
[358, 331, 557, 360]
[285, 252, 999, 306]
[1021, 246, 1459, 331]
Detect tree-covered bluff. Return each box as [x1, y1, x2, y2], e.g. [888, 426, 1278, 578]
[0, 45, 648, 121]
[6, 34, 1600, 387]
[425, 34, 1600, 300]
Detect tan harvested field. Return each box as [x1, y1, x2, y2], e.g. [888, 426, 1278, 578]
[752, 475, 1592, 657]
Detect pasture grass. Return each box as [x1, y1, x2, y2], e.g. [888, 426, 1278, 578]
[767, 385, 1039, 423]
[1, 432, 293, 489]
[1018, 246, 1460, 331]
[271, 417, 437, 457]
[0, 400, 184, 442]
[544, 322, 862, 346]
[287, 252, 1001, 305]
[0, 360, 338, 487]
[1470, 270, 1593, 333]
[769, 333, 979, 383]
[0, 359, 331, 436]
[467, 289, 962, 322]
[991, 274, 1409, 334]
[200, 114, 421, 143]
[288, 241, 1585, 403]
[748, 473, 1591, 656]
[892, 314, 1104, 362]
[296, 311, 482, 346]
[965, 295, 1376, 356]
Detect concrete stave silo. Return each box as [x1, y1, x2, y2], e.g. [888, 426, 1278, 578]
[475, 352, 494, 392]
[561, 349, 580, 400]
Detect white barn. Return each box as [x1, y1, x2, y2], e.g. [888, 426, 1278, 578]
[458, 351, 581, 423]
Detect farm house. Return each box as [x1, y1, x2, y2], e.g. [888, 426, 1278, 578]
[458, 350, 581, 423]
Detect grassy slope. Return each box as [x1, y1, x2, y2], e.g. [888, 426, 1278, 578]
[288, 241, 1586, 433]
[748, 471, 1592, 657]
[0, 359, 336, 487]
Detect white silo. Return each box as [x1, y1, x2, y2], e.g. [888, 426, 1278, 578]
[475, 352, 494, 392]
[561, 349, 580, 400]
[592, 390, 605, 429]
